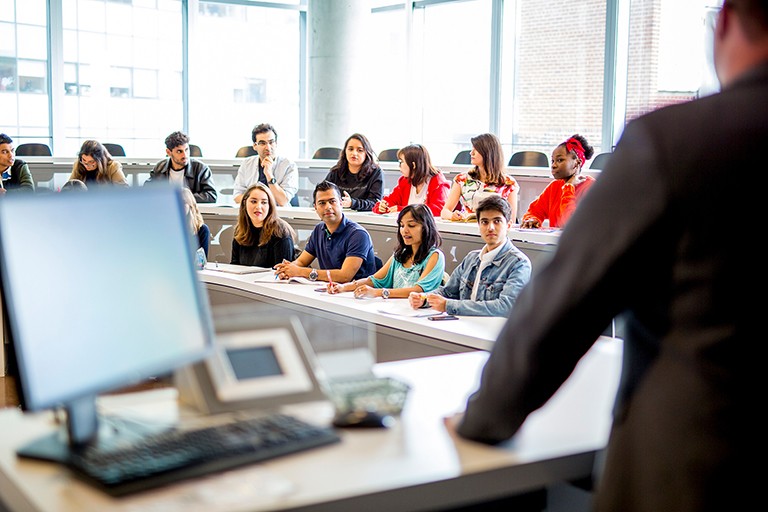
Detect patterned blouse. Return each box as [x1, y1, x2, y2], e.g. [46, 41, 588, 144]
[454, 173, 518, 214]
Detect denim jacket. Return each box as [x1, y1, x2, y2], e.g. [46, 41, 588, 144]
[439, 239, 531, 317]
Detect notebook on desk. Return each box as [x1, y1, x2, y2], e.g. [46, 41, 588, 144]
[205, 262, 272, 274]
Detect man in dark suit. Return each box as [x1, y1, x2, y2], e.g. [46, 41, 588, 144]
[451, 1, 768, 511]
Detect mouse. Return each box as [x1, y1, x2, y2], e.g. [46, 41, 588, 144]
[332, 410, 394, 429]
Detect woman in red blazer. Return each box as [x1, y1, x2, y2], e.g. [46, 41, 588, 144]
[373, 144, 449, 216]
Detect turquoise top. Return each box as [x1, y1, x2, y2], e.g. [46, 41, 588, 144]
[371, 247, 445, 293]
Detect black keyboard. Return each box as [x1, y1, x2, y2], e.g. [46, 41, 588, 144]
[67, 413, 340, 496]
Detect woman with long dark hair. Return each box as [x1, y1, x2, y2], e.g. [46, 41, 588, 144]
[441, 133, 518, 221]
[327, 204, 444, 299]
[373, 143, 449, 216]
[324, 133, 383, 211]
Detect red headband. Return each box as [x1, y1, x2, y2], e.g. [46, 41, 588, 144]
[563, 137, 586, 166]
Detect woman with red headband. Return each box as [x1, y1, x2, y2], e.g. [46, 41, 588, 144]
[520, 134, 595, 229]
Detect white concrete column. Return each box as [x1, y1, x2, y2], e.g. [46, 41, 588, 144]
[308, 0, 371, 153]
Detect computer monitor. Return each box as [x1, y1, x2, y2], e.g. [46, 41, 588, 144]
[0, 186, 214, 461]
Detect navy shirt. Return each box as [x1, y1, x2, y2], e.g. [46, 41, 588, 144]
[304, 215, 376, 280]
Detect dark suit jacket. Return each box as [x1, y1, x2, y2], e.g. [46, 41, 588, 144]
[457, 63, 768, 511]
[146, 158, 217, 203]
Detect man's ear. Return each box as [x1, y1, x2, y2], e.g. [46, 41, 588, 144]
[715, 5, 729, 42]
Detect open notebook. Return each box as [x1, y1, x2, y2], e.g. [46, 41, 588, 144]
[204, 262, 272, 274]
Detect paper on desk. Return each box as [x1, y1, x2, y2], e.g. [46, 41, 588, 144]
[253, 272, 315, 285]
[377, 301, 441, 317]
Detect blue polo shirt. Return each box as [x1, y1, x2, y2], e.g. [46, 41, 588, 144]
[304, 215, 376, 280]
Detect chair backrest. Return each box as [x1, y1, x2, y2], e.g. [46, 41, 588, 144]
[378, 149, 399, 162]
[590, 152, 612, 170]
[508, 151, 548, 167]
[236, 145, 258, 158]
[453, 150, 471, 165]
[312, 147, 342, 160]
[103, 143, 125, 157]
[15, 143, 52, 157]
[374, 256, 384, 272]
[190, 144, 203, 157]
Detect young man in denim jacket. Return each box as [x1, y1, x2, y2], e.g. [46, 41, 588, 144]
[409, 194, 531, 317]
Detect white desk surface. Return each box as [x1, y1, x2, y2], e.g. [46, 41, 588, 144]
[0, 338, 621, 512]
[199, 269, 506, 352]
[198, 205, 561, 247]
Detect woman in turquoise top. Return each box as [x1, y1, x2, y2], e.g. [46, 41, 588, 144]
[328, 204, 444, 299]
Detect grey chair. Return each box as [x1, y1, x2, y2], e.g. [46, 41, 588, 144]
[15, 143, 52, 156]
[312, 147, 342, 160]
[103, 143, 125, 156]
[378, 149, 399, 162]
[508, 151, 548, 167]
[190, 144, 203, 157]
[236, 145, 258, 158]
[590, 152, 612, 170]
[453, 150, 471, 164]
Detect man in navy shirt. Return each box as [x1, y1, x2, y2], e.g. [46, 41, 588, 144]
[274, 181, 376, 283]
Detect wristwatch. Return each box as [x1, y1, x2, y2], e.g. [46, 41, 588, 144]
[269, 177, 276, 184]
[381, 288, 390, 300]
[309, 268, 318, 281]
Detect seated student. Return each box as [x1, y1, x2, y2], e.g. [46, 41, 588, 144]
[181, 187, 210, 257]
[328, 204, 445, 299]
[520, 134, 596, 229]
[324, 133, 383, 211]
[0, 133, 35, 195]
[410, 195, 531, 317]
[69, 140, 129, 187]
[232, 123, 298, 206]
[373, 144, 450, 216]
[145, 131, 217, 203]
[274, 180, 377, 282]
[59, 179, 88, 192]
[441, 133, 518, 222]
[231, 183, 295, 268]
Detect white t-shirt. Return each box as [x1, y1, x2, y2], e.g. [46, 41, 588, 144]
[169, 168, 185, 186]
[471, 243, 503, 302]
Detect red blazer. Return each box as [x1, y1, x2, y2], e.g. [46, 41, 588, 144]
[373, 172, 450, 216]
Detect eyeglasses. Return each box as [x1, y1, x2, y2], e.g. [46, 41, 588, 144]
[80, 158, 98, 168]
[255, 139, 277, 147]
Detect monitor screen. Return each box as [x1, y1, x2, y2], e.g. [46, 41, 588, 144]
[0, 186, 214, 419]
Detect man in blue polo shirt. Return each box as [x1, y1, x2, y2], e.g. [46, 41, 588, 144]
[274, 180, 376, 283]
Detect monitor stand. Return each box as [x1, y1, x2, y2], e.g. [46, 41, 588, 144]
[17, 395, 102, 463]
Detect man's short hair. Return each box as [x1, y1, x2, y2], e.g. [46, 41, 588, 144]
[251, 123, 278, 143]
[0, 133, 13, 145]
[476, 194, 512, 223]
[313, 180, 341, 204]
[726, 0, 768, 41]
[165, 131, 189, 150]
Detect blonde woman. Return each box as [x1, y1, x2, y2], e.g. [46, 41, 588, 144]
[181, 187, 210, 256]
[69, 140, 128, 187]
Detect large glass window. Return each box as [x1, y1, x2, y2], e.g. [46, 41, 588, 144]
[188, 2, 302, 159]
[623, 0, 716, 127]
[499, 0, 607, 160]
[60, 0, 183, 157]
[411, 0, 494, 164]
[0, 0, 50, 146]
[367, 6, 408, 156]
